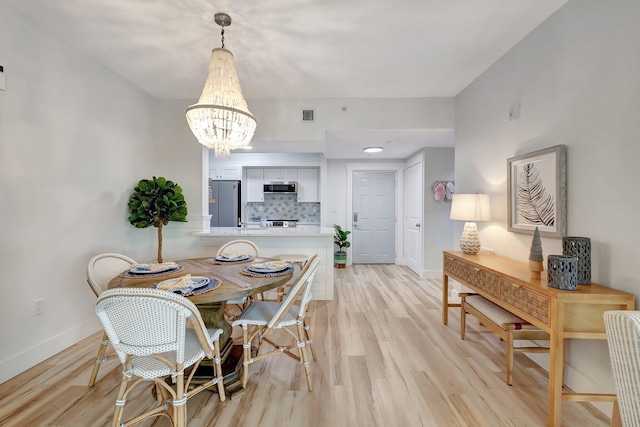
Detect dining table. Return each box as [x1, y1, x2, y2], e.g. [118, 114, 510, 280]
[108, 255, 293, 395]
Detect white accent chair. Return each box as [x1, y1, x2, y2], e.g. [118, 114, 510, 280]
[86, 252, 136, 387]
[217, 239, 260, 316]
[96, 288, 225, 427]
[232, 254, 320, 391]
[604, 310, 640, 427]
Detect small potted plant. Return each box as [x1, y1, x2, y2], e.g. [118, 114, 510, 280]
[128, 176, 188, 263]
[333, 224, 351, 268]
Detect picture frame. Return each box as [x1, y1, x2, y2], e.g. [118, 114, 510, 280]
[507, 145, 566, 238]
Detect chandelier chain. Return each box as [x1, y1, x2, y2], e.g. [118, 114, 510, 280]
[220, 26, 225, 48]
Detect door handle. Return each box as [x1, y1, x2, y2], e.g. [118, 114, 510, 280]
[416, 223, 421, 228]
[353, 212, 358, 223]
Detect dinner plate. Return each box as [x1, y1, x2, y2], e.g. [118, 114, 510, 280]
[154, 276, 210, 292]
[129, 265, 180, 275]
[248, 262, 290, 274]
[215, 254, 251, 262]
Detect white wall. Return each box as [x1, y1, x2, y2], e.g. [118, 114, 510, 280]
[455, 0, 640, 414]
[0, 4, 161, 383]
[249, 97, 455, 142]
[422, 148, 455, 276]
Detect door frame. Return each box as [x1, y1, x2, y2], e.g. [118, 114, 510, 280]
[403, 155, 424, 276]
[346, 162, 405, 266]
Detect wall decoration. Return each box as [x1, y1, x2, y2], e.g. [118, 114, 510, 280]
[433, 181, 446, 201]
[445, 182, 455, 200]
[433, 181, 454, 202]
[507, 145, 566, 238]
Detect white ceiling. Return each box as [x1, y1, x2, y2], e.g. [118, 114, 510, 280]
[8, 0, 568, 159]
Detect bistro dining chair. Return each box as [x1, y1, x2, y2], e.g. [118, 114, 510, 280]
[96, 288, 225, 427]
[604, 310, 640, 427]
[86, 252, 137, 387]
[232, 253, 320, 391]
[217, 239, 260, 318]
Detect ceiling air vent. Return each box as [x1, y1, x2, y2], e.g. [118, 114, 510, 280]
[301, 109, 315, 122]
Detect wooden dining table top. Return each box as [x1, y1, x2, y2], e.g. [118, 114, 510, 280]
[107, 256, 293, 304]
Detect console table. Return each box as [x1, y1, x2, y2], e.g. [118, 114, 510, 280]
[442, 250, 634, 427]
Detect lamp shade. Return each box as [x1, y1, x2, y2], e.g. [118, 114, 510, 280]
[186, 48, 257, 159]
[450, 194, 491, 222]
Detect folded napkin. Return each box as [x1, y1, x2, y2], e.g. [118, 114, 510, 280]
[219, 252, 242, 259]
[157, 274, 191, 290]
[253, 261, 289, 269]
[132, 261, 177, 272]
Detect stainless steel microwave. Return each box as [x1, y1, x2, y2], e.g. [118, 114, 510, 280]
[263, 182, 297, 193]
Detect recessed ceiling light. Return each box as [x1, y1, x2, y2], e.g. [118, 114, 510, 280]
[363, 146, 383, 153]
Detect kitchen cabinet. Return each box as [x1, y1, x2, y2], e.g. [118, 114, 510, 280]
[297, 168, 319, 202]
[263, 168, 297, 182]
[210, 165, 241, 180]
[246, 168, 264, 202]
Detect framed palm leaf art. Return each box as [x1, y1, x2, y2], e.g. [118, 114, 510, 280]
[507, 145, 566, 238]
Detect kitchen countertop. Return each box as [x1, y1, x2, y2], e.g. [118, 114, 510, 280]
[194, 226, 334, 237]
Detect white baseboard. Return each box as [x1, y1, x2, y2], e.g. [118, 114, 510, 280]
[0, 320, 101, 384]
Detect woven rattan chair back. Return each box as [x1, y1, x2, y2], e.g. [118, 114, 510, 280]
[87, 253, 136, 297]
[217, 240, 261, 312]
[96, 288, 225, 427]
[217, 239, 259, 258]
[605, 310, 640, 427]
[268, 254, 320, 329]
[86, 252, 136, 387]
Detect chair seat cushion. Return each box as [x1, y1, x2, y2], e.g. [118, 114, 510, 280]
[465, 295, 527, 329]
[130, 328, 221, 380]
[226, 296, 247, 305]
[231, 301, 299, 328]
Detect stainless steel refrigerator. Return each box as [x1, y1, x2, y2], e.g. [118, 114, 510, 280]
[208, 180, 241, 227]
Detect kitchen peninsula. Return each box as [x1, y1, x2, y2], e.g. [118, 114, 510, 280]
[194, 226, 334, 300]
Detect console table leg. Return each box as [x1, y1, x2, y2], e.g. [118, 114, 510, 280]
[548, 304, 564, 426]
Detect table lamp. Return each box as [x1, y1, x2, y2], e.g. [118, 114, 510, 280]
[450, 193, 491, 255]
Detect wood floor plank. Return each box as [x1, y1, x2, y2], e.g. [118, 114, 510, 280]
[0, 264, 612, 426]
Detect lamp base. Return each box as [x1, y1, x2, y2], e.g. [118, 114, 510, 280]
[460, 222, 481, 255]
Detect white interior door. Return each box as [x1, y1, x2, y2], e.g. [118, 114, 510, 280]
[404, 162, 423, 275]
[352, 171, 395, 264]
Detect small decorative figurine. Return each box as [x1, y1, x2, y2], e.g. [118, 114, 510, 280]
[529, 227, 544, 279]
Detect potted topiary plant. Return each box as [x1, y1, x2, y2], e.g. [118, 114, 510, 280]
[333, 223, 351, 268]
[128, 176, 188, 263]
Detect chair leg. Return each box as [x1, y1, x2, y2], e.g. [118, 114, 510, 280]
[506, 329, 514, 386]
[214, 340, 226, 401]
[111, 372, 130, 427]
[89, 331, 110, 387]
[303, 319, 317, 361]
[297, 322, 313, 391]
[460, 302, 467, 340]
[241, 325, 251, 388]
[172, 372, 187, 427]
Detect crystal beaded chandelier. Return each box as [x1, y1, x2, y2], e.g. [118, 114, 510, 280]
[185, 13, 256, 159]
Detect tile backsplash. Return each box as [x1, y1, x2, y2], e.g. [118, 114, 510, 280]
[247, 193, 320, 223]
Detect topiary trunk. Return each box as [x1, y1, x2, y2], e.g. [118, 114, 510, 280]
[157, 213, 163, 263]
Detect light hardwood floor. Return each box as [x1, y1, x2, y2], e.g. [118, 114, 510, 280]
[0, 264, 611, 426]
